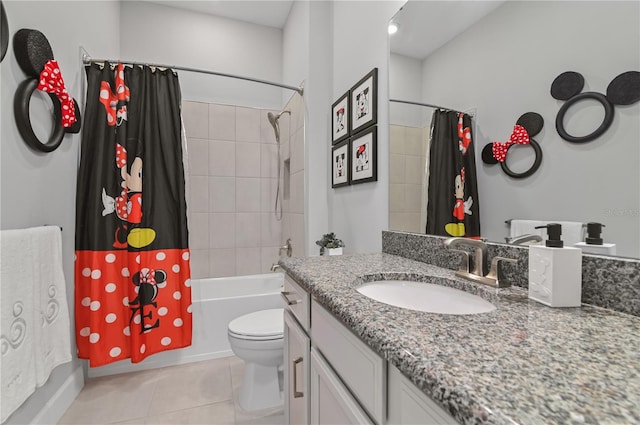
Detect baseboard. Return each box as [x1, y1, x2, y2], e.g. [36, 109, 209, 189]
[88, 350, 234, 378]
[31, 366, 84, 425]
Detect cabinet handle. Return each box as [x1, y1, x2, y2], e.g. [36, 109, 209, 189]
[293, 356, 304, 398]
[281, 291, 301, 306]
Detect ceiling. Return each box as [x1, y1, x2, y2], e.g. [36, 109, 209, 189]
[142, 0, 294, 28]
[142, 0, 503, 59]
[390, 1, 505, 60]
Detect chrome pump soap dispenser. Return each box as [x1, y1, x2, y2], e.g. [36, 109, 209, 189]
[528, 223, 582, 307]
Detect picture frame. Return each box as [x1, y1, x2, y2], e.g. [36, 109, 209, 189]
[331, 139, 350, 188]
[350, 68, 378, 134]
[331, 91, 350, 144]
[349, 126, 377, 184]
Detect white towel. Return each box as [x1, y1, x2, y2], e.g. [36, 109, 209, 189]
[510, 220, 584, 246]
[0, 227, 72, 423]
[509, 220, 545, 238]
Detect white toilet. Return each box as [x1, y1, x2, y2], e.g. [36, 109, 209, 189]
[227, 308, 284, 411]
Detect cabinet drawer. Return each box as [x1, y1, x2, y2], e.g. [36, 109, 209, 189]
[311, 300, 386, 424]
[310, 348, 373, 425]
[283, 274, 310, 331]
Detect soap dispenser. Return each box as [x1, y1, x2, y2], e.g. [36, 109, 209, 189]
[574, 222, 617, 255]
[528, 223, 582, 307]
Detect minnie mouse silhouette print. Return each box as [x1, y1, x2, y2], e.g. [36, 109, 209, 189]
[551, 71, 640, 143]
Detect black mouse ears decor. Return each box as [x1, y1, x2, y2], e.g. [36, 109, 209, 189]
[1, 2, 8, 63]
[481, 112, 544, 179]
[13, 28, 81, 153]
[551, 70, 640, 143]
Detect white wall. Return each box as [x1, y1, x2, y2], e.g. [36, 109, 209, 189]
[389, 53, 426, 128]
[0, 1, 120, 423]
[119, 1, 285, 109]
[282, 1, 332, 256]
[330, 1, 404, 254]
[420, 1, 640, 257]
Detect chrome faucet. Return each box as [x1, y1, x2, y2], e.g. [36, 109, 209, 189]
[270, 263, 281, 272]
[505, 234, 543, 245]
[444, 237, 488, 276]
[444, 237, 517, 288]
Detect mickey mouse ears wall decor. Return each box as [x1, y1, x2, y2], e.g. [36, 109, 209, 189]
[1, 2, 8, 63]
[551, 70, 640, 143]
[13, 28, 81, 152]
[481, 112, 544, 179]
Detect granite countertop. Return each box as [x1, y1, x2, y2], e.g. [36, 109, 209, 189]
[279, 253, 640, 425]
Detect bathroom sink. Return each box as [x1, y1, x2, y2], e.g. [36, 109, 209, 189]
[356, 280, 496, 315]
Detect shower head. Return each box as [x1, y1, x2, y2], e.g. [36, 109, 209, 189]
[267, 110, 290, 143]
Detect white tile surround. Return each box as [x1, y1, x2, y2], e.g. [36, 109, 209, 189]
[389, 124, 428, 234]
[184, 97, 305, 279]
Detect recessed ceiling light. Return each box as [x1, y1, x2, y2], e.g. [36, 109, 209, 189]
[388, 22, 399, 35]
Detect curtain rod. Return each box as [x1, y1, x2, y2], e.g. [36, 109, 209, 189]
[81, 51, 304, 95]
[390, 99, 473, 117]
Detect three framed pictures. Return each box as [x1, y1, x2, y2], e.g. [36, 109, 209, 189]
[330, 68, 378, 187]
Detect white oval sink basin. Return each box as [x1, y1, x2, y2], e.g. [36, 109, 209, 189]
[356, 280, 496, 315]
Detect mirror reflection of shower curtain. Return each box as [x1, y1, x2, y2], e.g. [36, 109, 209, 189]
[75, 63, 192, 367]
[425, 110, 481, 238]
[419, 126, 431, 232]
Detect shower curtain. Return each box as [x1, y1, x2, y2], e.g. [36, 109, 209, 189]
[75, 63, 191, 367]
[426, 110, 481, 238]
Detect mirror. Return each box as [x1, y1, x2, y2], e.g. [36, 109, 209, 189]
[388, 0, 640, 258]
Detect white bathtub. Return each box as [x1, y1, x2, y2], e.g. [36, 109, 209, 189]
[89, 273, 285, 377]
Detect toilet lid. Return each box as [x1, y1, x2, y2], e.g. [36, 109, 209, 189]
[228, 308, 284, 338]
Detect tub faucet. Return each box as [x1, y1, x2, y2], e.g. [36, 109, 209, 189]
[270, 264, 281, 272]
[280, 238, 292, 257]
[444, 237, 517, 288]
[506, 234, 543, 245]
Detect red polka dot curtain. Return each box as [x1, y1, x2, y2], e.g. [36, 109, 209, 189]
[426, 110, 481, 238]
[75, 63, 191, 367]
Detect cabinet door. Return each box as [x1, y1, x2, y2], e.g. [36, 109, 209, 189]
[310, 348, 374, 425]
[387, 364, 458, 425]
[284, 310, 310, 425]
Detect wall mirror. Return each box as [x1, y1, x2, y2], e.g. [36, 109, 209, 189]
[388, 0, 640, 259]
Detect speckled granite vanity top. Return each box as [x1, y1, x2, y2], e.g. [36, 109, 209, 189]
[279, 253, 640, 425]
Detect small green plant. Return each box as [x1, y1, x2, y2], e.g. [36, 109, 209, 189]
[315, 232, 344, 254]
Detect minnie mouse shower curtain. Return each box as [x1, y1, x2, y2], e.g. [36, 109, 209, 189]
[75, 63, 191, 367]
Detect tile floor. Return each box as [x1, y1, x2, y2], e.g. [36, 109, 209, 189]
[58, 357, 284, 425]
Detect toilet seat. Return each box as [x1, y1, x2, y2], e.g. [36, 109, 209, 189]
[228, 308, 284, 341]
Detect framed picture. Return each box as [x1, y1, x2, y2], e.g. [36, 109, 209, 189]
[350, 126, 377, 184]
[350, 68, 378, 134]
[331, 139, 350, 188]
[332, 91, 350, 144]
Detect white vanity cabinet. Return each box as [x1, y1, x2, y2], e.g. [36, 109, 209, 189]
[284, 273, 458, 425]
[283, 275, 311, 425]
[387, 364, 459, 425]
[310, 347, 374, 424]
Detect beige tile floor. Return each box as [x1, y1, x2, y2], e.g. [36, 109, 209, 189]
[58, 357, 284, 425]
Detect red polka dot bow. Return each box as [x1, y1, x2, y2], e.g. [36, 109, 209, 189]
[37, 60, 77, 128]
[140, 269, 157, 285]
[492, 125, 530, 162]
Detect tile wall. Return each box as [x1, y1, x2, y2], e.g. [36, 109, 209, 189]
[279, 93, 306, 259]
[389, 124, 429, 233]
[182, 101, 282, 278]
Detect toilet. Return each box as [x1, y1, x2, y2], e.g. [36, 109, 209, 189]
[227, 308, 284, 411]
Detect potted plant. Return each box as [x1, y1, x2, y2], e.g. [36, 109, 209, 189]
[315, 232, 345, 256]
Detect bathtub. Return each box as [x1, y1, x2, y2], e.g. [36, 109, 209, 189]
[89, 272, 285, 377]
